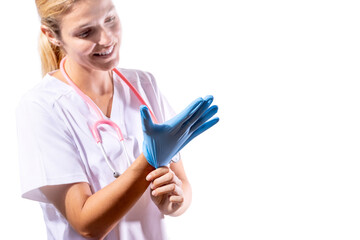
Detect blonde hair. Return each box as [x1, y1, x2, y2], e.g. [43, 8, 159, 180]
[35, 0, 77, 76]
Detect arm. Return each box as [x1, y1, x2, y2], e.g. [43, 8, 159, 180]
[41, 96, 217, 238]
[41, 153, 154, 239]
[146, 159, 192, 216]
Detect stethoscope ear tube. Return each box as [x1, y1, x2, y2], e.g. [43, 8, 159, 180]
[113, 68, 158, 123]
[92, 119, 125, 143]
[97, 142, 120, 178]
[97, 138, 132, 178]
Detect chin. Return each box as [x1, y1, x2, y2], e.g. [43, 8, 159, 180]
[91, 55, 120, 71]
[96, 47, 120, 70]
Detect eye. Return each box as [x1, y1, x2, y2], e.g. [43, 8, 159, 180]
[78, 29, 92, 38]
[105, 16, 116, 23]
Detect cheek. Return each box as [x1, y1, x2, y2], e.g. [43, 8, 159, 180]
[62, 37, 95, 57]
[112, 23, 122, 42]
[72, 40, 96, 55]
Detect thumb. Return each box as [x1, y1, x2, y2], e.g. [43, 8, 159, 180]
[140, 105, 154, 132]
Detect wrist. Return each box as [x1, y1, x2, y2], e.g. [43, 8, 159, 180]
[142, 147, 157, 169]
[130, 153, 155, 176]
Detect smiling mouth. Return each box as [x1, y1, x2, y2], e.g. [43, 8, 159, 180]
[93, 45, 115, 57]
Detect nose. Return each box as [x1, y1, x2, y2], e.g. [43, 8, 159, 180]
[98, 28, 113, 46]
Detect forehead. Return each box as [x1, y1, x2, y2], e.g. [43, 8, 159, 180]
[61, 0, 115, 28]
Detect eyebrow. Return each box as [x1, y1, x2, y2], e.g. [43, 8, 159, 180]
[74, 5, 116, 30]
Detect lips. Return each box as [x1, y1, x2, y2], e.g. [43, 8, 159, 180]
[93, 44, 115, 57]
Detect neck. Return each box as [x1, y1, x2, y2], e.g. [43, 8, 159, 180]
[65, 58, 113, 96]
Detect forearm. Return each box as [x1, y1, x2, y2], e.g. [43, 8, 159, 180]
[69, 154, 154, 238]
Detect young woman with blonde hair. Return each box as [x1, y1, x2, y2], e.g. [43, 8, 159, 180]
[16, 0, 218, 239]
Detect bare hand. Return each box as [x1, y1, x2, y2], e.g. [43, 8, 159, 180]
[146, 166, 184, 215]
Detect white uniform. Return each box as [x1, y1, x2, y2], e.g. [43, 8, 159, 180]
[16, 68, 179, 240]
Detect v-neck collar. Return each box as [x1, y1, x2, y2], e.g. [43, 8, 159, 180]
[107, 72, 119, 120]
[48, 70, 117, 121]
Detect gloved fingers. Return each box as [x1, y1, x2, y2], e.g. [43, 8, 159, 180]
[179, 117, 220, 152]
[191, 117, 219, 140]
[180, 95, 214, 130]
[140, 105, 155, 132]
[171, 97, 204, 128]
[190, 105, 218, 133]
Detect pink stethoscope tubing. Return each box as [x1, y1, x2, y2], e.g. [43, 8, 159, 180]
[60, 56, 157, 178]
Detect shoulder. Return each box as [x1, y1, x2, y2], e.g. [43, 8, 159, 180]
[115, 68, 157, 86]
[17, 73, 73, 115]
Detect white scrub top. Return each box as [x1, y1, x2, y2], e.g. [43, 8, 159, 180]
[16, 68, 180, 240]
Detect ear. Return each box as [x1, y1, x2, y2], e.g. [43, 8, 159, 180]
[41, 25, 62, 47]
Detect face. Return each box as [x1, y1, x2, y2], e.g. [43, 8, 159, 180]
[58, 0, 121, 71]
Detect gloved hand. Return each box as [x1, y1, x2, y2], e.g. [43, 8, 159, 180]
[140, 95, 219, 168]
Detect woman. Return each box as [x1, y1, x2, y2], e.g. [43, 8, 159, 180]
[16, 0, 218, 239]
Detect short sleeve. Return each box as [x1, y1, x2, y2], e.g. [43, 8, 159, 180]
[16, 97, 89, 203]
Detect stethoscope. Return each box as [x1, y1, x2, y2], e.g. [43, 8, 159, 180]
[60, 56, 158, 178]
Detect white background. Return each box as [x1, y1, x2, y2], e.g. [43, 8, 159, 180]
[1, 0, 360, 239]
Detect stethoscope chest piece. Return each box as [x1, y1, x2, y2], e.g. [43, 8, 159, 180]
[113, 171, 120, 178]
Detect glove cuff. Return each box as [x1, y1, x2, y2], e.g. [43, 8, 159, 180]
[143, 145, 158, 168]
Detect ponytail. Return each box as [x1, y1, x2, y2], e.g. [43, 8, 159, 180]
[35, 0, 76, 77]
[38, 31, 65, 77]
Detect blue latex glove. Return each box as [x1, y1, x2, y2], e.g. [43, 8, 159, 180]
[140, 95, 219, 168]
